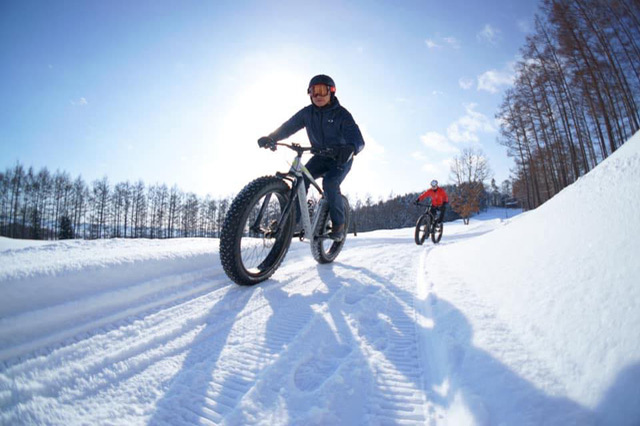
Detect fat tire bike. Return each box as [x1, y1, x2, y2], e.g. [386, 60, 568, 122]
[414, 201, 443, 245]
[219, 143, 351, 285]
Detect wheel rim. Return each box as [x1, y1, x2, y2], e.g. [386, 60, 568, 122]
[312, 196, 349, 262]
[422, 217, 431, 243]
[239, 191, 289, 276]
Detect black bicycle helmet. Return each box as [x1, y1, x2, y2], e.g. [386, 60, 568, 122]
[308, 74, 336, 97]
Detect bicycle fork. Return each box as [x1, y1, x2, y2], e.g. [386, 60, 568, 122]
[296, 179, 327, 240]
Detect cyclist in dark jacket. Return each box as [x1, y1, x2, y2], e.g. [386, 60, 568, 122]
[258, 74, 365, 241]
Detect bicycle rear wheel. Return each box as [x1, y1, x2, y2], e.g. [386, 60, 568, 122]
[311, 195, 350, 264]
[414, 214, 430, 245]
[220, 176, 294, 285]
[431, 222, 443, 243]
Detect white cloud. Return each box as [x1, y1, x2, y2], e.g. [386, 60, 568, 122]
[71, 97, 88, 106]
[420, 162, 440, 174]
[443, 37, 461, 49]
[477, 69, 514, 93]
[446, 103, 496, 143]
[420, 159, 452, 181]
[420, 131, 459, 153]
[411, 151, 428, 162]
[415, 105, 496, 181]
[477, 24, 501, 45]
[425, 39, 439, 49]
[425, 36, 460, 50]
[459, 77, 474, 90]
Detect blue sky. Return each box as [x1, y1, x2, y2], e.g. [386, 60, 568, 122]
[0, 0, 539, 200]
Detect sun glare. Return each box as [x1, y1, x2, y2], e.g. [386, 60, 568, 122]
[203, 70, 311, 197]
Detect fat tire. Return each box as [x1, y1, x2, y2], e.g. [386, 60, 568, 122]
[219, 176, 294, 285]
[432, 222, 443, 244]
[414, 214, 430, 245]
[311, 195, 350, 264]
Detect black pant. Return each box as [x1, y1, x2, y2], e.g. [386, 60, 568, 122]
[430, 205, 445, 223]
[304, 155, 352, 227]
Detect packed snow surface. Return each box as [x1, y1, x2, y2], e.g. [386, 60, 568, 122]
[1, 132, 639, 425]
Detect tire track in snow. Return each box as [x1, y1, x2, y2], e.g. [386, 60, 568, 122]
[336, 241, 430, 425]
[2, 248, 325, 425]
[1, 274, 238, 409]
[0, 266, 229, 363]
[366, 274, 428, 424]
[3, 236, 440, 425]
[151, 265, 325, 425]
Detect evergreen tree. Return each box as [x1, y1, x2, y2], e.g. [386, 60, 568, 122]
[59, 215, 73, 240]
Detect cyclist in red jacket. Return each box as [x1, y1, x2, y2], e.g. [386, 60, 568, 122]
[415, 180, 449, 224]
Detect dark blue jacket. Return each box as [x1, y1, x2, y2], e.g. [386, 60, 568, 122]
[269, 97, 365, 155]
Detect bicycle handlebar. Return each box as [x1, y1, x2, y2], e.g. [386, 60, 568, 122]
[276, 142, 312, 152]
[273, 142, 337, 159]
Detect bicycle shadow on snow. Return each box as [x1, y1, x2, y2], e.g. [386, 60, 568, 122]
[223, 270, 376, 424]
[148, 264, 376, 425]
[148, 285, 254, 425]
[335, 262, 601, 425]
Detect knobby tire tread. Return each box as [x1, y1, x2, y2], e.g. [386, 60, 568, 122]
[219, 176, 293, 285]
[311, 195, 350, 264]
[414, 215, 430, 245]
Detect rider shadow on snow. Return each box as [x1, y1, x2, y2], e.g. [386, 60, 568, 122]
[334, 262, 608, 425]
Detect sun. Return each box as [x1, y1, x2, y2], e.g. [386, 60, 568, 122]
[202, 69, 312, 197]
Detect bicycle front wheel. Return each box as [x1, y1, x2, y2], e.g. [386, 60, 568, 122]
[431, 222, 443, 244]
[414, 214, 431, 245]
[311, 195, 350, 264]
[219, 176, 294, 285]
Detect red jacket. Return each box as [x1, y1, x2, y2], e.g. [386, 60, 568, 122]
[418, 187, 449, 207]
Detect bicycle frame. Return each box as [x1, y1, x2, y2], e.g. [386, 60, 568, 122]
[417, 202, 436, 220]
[254, 143, 326, 241]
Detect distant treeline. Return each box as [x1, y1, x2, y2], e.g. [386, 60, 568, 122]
[0, 166, 231, 240]
[350, 180, 515, 234]
[498, 0, 640, 209]
[0, 163, 515, 241]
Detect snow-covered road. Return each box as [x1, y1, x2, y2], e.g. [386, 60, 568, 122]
[0, 215, 514, 425]
[0, 226, 448, 424]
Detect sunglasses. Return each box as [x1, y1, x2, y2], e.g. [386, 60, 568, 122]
[307, 84, 335, 97]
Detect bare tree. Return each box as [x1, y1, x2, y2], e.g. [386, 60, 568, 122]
[497, 0, 639, 210]
[450, 147, 492, 185]
[131, 181, 147, 238]
[167, 185, 182, 238]
[449, 148, 492, 224]
[90, 177, 110, 239]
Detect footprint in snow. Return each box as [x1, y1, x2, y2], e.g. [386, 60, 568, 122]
[344, 283, 380, 305]
[294, 358, 339, 391]
[293, 344, 351, 391]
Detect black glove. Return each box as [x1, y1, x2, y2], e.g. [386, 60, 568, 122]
[335, 145, 355, 165]
[258, 136, 276, 151]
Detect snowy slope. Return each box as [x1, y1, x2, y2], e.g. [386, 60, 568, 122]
[423, 132, 640, 425]
[1, 132, 639, 425]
